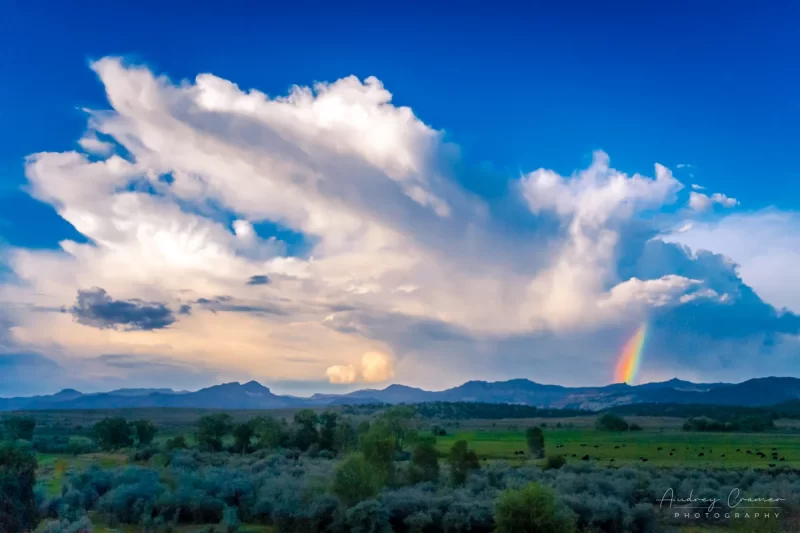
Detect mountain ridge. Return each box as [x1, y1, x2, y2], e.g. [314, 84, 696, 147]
[1, 376, 797, 411]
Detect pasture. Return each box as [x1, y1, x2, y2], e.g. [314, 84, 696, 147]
[435, 428, 800, 468]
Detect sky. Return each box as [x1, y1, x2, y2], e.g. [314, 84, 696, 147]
[1, 1, 799, 396]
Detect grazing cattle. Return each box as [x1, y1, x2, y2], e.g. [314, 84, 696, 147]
[780, 458, 786, 461]
[614, 445, 619, 449]
[698, 453, 704, 457]
[669, 452, 673, 456]
[594, 445, 600, 448]
[769, 464, 776, 467]
[736, 449, 741, 452]
[746, 450, 752, 454]
[580, 444, 587, 447]
[720, 454, 725, 458]
[571, 454, 577, 457]
[581, 455, 589, 461]
[641, 458, 648, 462]
[610, 458, 615, 463]
[772, 448, 777, 451]
[657, 447, 662, 451]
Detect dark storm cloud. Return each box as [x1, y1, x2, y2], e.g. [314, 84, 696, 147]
[246, 274, 271, 285]
[193, 295, 286, 316]
[70, 287, 176, 331]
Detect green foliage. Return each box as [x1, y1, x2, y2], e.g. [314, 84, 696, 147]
[359, 421, 396, 484]
[682, 415, 774, 432]
[333, 418, 358, 454]
[345, 499, 391, 533]
[2, 416, 36, 441]
[132, 419, 157, 447]
[251, 415, 288, 450]
[344, 402, 587, 420]
[93, 416, 133, 450]
[595, 413, 630, 432]
[332, 452, 381, 507]
[232, 422, 254, 454]
[292, 409, 320, 451]
[0, 439, 39, 532]
[495, 483, 576, 533]
[408, 437, 439, 483]
[165, 435, 188, 451]
[318, 411, 339, 451]
[544, 454, 566, 470]
[196, 413, 234, 452]
[526, 426, 545, 459]
[448, 439, 480, 485]
[382, 405, 416, 451]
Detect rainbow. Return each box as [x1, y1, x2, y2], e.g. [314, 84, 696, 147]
[615, 324, 648, 384]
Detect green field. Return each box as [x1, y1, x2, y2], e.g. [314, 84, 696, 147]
[436, 428, 800, 468]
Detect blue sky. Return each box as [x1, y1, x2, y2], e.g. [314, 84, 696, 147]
[1, 2, 798, 395]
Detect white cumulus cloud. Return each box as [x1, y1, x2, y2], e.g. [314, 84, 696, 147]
[0, 57, 795, 392]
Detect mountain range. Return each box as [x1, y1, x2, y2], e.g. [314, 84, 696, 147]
[2, 376, 800, 411]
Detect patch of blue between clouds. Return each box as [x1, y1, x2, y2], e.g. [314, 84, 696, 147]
[0, 190, 89, 249]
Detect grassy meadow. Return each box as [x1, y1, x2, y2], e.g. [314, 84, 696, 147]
[5, 404, 799, 533]
[435, 427, 800, 468]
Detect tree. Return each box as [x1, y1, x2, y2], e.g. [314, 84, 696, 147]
[196, 413, 234, 452]
[232, 422, 254, 455]
[526, 426, 545, 459]
[251, 415, 287, 450]
[448, 440, 480, 485]
[409, 436, 439, 483]
[333, 418, 358, 454]
[132, 419, 157, 447]
[318, 411, 339, 451]
[595, 413, 630, 432]
[93, 417, 133, 451]
[345, 499, 391, 533]
[495, 483, 576, 533]
[383, 406, 416, 451]
[0, 440, 39, 532]
[165, 435, 187, 451]
[291, 409, 319, 451]
[544, 454, 566, 470]
[359, 421, 396, 484]
[2, 416, 36, 441]
[332, 452, 381, 507]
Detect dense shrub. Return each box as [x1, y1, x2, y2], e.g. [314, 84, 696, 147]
[332, 452, 381, 506]
[0, 439, 39, 532]
[495, 483, 576, 533]
[544, 454, 566, 470]
[595, 413, 630, 431]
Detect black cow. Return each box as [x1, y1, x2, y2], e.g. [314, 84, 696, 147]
[581, 454, 589, 461]
[641, 458, 648, 462]
[698, 453, 705, 457]
[769, 464, 776, 467]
